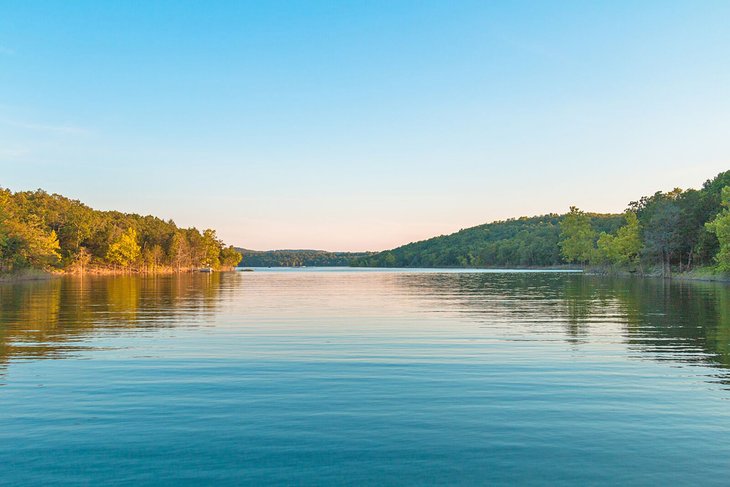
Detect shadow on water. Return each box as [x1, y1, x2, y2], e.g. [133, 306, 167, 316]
[0, 272, 240, 372]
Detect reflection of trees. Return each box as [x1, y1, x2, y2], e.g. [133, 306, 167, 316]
[3, 271, 730, 384]
[398, 272, 730, 373]
[0, 273, 239, 370]
[573, 277, 730, 370]
[607, 278, 730, 371]
[562, 277, 599, 343]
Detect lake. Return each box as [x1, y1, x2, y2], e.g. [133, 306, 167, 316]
[2, 268, 730, 485]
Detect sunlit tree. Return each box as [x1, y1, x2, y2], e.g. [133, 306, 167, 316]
[594, 211, 642, 268]
[106, 228, 141, 269]
[706, 186, 730, 272]
[559, 207, 596, 265]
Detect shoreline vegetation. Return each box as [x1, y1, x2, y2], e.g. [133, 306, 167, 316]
[0, 267, 243, 284]
[351, 170, 730, 283]
[4, 169, 730, 285]
[0, 188, 241, 280]
[236, 248, 374, 268]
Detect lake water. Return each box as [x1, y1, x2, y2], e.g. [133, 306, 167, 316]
[2, 268, 730, 485]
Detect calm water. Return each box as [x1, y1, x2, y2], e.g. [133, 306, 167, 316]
[2, 269, 730, 485]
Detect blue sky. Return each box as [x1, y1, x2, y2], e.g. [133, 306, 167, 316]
[1, 1, 729, 251]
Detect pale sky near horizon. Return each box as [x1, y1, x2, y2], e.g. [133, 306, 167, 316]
[1, 1, 729, 251]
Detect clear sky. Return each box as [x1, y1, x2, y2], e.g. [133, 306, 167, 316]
[1, 1, 729, 251]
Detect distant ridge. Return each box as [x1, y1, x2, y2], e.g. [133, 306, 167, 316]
[352, 169, 730, 272]
[350, 213, 623, 268]
[236, 248, 373, 267]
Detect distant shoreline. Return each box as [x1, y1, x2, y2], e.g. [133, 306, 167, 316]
[3, 265, 728, 284]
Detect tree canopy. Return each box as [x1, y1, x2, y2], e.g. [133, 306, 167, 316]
[238, 249, 373, 267]
[559, 207, 597, 265]
[352, 213, 623, 268]
[353, 170, 730, 274]
[0, 188, 241, 274]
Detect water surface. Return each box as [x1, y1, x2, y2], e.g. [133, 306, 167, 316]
[2, 269, 730, 485]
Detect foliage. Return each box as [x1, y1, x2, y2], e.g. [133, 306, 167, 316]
[220, 246, 244, 268]
[628, 171, 730, 271]
[352, 214, 622, 268]
[559, 207, 597, 265]
[0, 189, 61, 272]
[239, 249, 372, 267]
[106, 228, 142, 268]
[594, 211, 642, 267]
[5, 169, 730, 275]
[705, 186, 730, 272]
[0, 187, 241, 274]
[353, 170, 730, 273]
[202, 229, 222, 268]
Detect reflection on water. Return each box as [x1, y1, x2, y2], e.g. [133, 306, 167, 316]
[2, 269, 730, 485]
[2, 271, 730, 380]
[0, 273, 236, 367]
[395, 273, 730, 376]
[0, 271, 730, 376]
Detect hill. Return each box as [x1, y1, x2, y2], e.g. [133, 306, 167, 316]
[352, 169, 730, 272]
[237, 249, 373, 267]
[350, 214, 623, 268]
[0, 188, 241, 274]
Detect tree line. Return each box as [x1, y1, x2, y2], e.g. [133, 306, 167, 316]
[0, 188, 241, 274]
[238, 248, 373, 267]
[351, 214, 623, 268]
[353, 170, 730, 274]
[559, 170, 730, 275]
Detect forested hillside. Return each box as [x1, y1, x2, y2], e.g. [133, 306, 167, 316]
[0, 188, 241, 274]
[237, 249, 372, 267]
[6, 170, 730, 276]
[351, 214, 623, 268]
[353, 170, 730, 274]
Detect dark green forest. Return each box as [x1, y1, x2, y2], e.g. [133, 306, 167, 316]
[237, 249, 372, 267]
[353, 170, 730, 275]
[0, 188, 241, 274]
[352, 214, 623, 268]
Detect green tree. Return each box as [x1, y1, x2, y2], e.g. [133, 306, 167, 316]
[641, 198, 680, 276]
[185, 229, 206, 268]
[0, 187, 241, 274]
[24, 227, 61, 268]
[0, 193, 61, 271]
[168, 232, 189, 271]
[202, 229, 222, 269]
[559, 207, 596, 265]
[705, 186, 730, 272]
[220, 246, 242, 268]
[594, 211, 642, 268]
[106, 228, 141, 269]
[142, 244, 164, 271]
